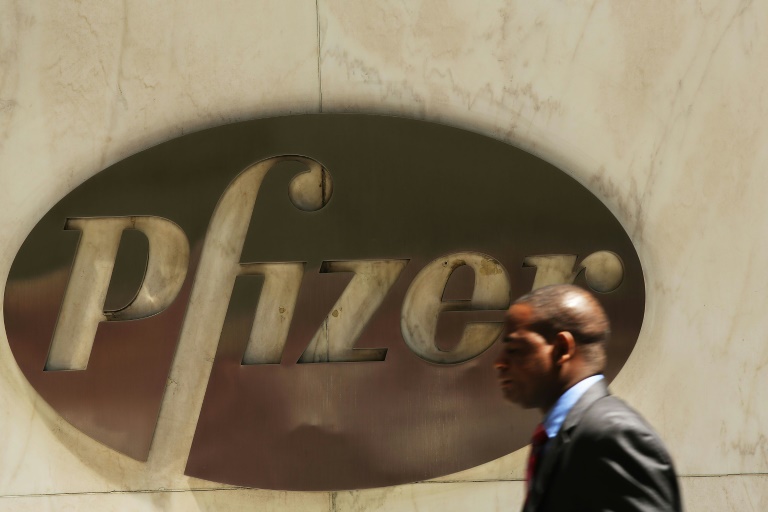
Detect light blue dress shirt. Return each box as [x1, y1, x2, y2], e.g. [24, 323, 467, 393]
[542, 374, 604, 440]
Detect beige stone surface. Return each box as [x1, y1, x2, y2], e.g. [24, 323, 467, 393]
[0, 0, 320, 497]
[0, 488, 330, 512]
[319, 0, 768, 479]
[333, 481, 525, 512]
[680, 474, 768, 511]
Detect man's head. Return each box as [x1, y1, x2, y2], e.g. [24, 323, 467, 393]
[494, 284, 609, 412]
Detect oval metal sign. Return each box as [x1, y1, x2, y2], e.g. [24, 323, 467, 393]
[3, 114, 644, 490]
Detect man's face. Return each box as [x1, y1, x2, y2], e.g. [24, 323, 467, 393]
[494, 303, 559, 410]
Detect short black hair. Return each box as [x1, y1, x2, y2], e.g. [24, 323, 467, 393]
[515, 284, 609, 369]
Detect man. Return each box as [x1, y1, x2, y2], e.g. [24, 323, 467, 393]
[495, 284, 681, 511]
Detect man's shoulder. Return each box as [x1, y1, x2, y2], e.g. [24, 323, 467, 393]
[580, 393, 652, 427]
[581, 392, 648, 428]
[549, 392, 682, 511]
[574, 392, 674, 464]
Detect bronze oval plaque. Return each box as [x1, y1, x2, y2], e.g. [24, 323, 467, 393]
[3, 114, 644, 490]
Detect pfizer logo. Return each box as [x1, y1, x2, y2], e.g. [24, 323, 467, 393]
[3, 115, 644, 490]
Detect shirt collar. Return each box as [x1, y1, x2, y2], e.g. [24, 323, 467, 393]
[542, 374, 604, 439]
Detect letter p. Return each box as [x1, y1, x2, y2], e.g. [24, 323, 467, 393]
[45, 216, 189, 371]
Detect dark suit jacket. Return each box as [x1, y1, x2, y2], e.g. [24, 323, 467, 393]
[523, 380, 682, 512]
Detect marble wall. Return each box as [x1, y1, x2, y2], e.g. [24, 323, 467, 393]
[1, 0, 767, 510]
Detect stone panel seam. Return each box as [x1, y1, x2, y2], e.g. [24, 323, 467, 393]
[2, 475, 766, 498]
[419, 473, 768, 484]
[315, 0, 323, 112]
[0, 487, 311, 499]
[678, 473, 768, 478]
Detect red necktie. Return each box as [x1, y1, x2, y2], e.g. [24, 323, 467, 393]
[526, 423, 549, 494]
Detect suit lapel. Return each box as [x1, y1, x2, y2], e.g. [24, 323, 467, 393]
[525, 379, 610, 511]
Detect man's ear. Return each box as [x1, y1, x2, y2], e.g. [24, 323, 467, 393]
[553, 331, 576, 365]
